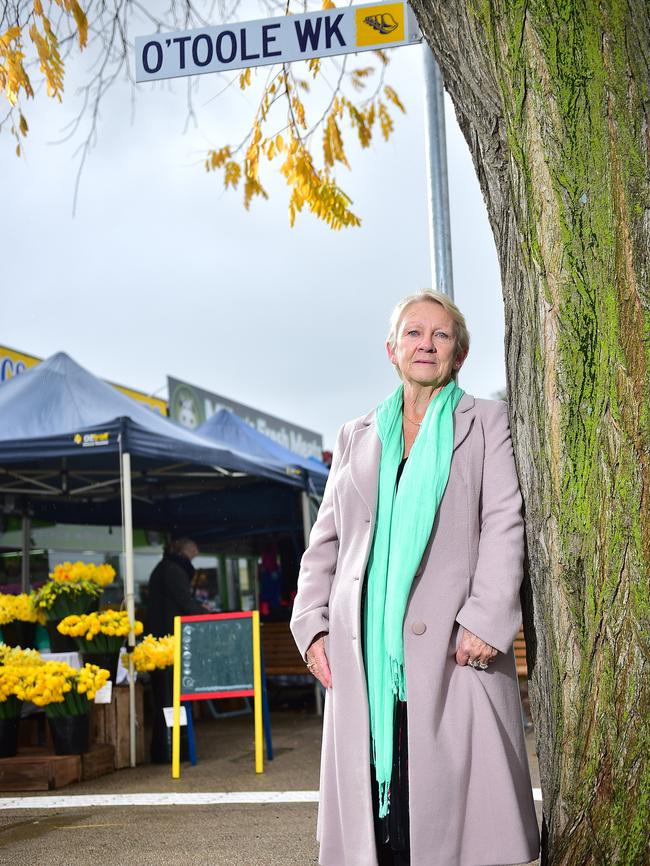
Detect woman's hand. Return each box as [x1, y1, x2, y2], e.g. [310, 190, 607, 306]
[306, 632, 332, 689]
[455, 627, 498, 669]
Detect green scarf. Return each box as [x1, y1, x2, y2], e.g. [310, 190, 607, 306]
[363, 379, 464, 817]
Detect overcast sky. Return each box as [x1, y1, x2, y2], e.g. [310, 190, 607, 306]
[1, 6, 506, 449]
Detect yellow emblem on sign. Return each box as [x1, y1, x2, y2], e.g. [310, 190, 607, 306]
[73, 433, 83, 444]
[356, 3, 405, 46]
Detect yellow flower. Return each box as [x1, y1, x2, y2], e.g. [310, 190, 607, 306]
[57, 611, 142, 640]
[5, 659, 110, 709]
[132, 634, 175, 672]
[49, 561, 115, 587]
[0, 593, 42, 625]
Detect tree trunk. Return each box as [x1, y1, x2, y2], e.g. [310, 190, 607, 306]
[409, 1, 650, 863]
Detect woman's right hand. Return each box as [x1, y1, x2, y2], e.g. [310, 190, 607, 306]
[306, 632, 332, 689]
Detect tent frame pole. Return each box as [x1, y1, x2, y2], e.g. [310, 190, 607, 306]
[300, 491, 312, 551]
[121, 450, 137, 768]
[21, 512, 31, 593]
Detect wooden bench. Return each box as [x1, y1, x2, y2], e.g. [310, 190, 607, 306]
[260, 621, 529, 710]
[260, 621, 307, 675]
[514, 627, 528, 678]
[260, 621, 323, 714]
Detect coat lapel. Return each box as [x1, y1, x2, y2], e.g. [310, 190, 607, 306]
[453, 392, 475, 453]
[348, 393, 476, 517]
[348, 412, 380, 518]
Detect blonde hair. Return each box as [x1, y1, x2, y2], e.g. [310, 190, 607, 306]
[387, 289, 470, 380]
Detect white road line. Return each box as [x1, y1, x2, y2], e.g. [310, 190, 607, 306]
[0, 788, 543, 810]
[0, 792, 320, 809]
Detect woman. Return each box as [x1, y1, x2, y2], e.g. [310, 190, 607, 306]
[290, 290, 540, 866]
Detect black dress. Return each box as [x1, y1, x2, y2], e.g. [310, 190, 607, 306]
[362, 457, 411, 866]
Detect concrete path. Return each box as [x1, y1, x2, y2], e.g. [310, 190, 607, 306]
[0, 711, 542, 865]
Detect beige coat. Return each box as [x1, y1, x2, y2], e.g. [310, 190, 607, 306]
[291, 394, 540, 866]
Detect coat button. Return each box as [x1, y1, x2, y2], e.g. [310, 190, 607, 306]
[411, 621, 427, 635]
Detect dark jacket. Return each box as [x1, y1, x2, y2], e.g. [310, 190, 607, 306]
[146, 555, 204, 637]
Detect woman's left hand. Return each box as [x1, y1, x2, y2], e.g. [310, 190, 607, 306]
[455, 627, 498, 669]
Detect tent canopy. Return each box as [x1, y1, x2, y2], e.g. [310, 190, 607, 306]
[197, 409, 328, 494]
[0, 353, 311, 494]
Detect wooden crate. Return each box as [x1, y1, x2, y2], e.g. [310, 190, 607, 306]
[91, 683, 146, 768]
[17, 713, 51, 749]
[81, 743, 115, 781]
[0, 749, 81, 792]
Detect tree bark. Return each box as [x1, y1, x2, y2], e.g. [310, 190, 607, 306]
[408, 1, 650, 863]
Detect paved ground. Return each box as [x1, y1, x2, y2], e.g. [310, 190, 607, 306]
[0, 709, 542, 865]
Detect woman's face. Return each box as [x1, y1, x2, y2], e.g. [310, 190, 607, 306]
[386, 300, 466, 388]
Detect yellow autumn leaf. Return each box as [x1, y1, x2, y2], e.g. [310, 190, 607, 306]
[207, 146, 231, 169]
[323, 112, 349, 169]
[378, 100, 393, 141]
[384, 84, 406, 113]
[29, 18, 65, 100]
[243, 174, 268, 210]
[66, 0, 88, 49]
[224, 160, 241, 189]
[291, 95, 306, 128]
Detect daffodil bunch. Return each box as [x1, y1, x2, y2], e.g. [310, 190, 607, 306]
[0, 666, 24, 719]
[57, 611, 143, 653]
[31, 578, 102, 621]
[132, 634, 175, 672]
[0, 593, 44, 625]
[0, 644, 44, 667]
[0, 647, 45, 719]
[13, 661, 109, 717]
[49, 562, 116, 588]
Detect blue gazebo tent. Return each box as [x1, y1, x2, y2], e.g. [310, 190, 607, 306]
[197, 408, 328, 496]
[0, 352, 327, 763]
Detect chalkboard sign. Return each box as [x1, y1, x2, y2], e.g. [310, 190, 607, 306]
[180, 614, 254, 699]
[178, 612, 256, 701]
[172, 610, 265, 777]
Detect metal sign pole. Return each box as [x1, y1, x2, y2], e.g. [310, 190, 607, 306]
[423, 46, 454, 300]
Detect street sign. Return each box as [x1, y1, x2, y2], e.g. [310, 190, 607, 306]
[135, 2, 422, 84]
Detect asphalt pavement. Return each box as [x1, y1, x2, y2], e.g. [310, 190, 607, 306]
[0, 708, 542, 866]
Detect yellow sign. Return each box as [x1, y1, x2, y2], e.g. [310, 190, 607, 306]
[0, 346, 40, 383]
[110, 384, 167, 416]
[356, 3, 405, 47]
[0, 345, 168, 415]
[73, 431, 110, 448]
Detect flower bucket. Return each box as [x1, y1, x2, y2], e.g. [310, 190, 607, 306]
[48, 713, 90, 756]
[81, 651, 119, 683]
[1, 621, 37, 649]
[46, 621, 78, 653]
[0, 716, 20, 758]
